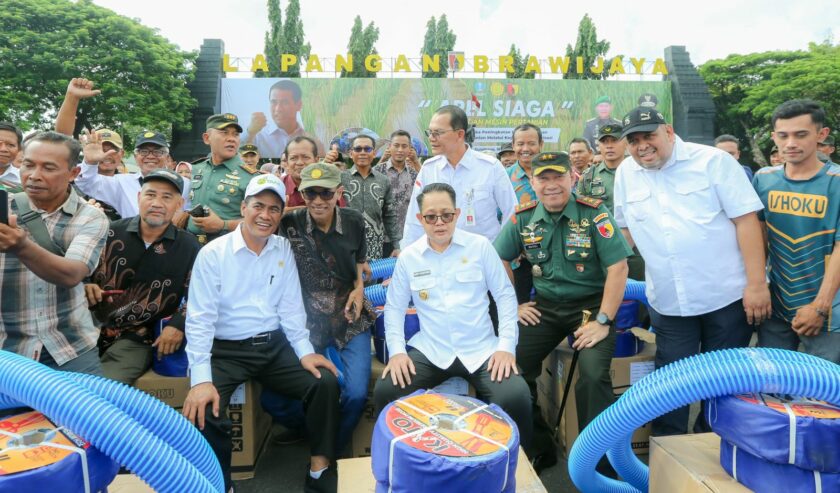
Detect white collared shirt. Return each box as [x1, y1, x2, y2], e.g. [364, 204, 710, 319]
[75, 162, 192, 218]
[0, 165, 20, 185]
[613, 136, 764, 316]
[385, 229, 518, 373]
[242, 121, 308, 159]
[401, 147, 518, 248]
[185, 225, 313, 386]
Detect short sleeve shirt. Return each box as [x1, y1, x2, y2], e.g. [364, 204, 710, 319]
[187, 155, 259, 234]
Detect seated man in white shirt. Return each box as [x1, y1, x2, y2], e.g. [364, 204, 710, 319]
[76, 130, 191, 218]
[373, 183, 532, 449]
[613, 107, 771, 437]
[182, 174, 340, 493]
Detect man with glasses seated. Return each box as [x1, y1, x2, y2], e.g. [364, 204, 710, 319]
[273, 162, 374, 456]
[373, 182, 532, 450]
[340, 134, 401, 259]
[76, 130, 192, 218]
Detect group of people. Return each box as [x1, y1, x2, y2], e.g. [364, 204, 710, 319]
[0, 75, 837, 493]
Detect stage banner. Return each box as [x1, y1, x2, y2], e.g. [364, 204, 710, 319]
[221, 78, 671, 158]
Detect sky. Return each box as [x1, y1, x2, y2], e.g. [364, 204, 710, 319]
[90, 0, 838, 79]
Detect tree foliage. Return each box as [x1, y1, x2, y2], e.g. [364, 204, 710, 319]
[342, 16, 379, 78]
[508, 44, 535, 79]
[564, 14, 611, 80]
[0, 0, 196, 136]
[259, 0, 310, 78]
[699, 42, 840, 165]
[421, 15, 457, 78]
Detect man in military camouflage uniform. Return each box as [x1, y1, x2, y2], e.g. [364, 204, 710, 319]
[187, 114, 260, 245]
[494, 151, 632, 473]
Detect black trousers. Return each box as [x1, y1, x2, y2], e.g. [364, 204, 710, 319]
[201, 332, 340, 491]
[649, 299, 752, 436]
[373, 348, 533, 451]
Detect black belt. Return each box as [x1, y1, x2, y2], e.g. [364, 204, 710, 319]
[216, 330, 281, 346]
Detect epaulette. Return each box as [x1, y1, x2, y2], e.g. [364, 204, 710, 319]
[190, 156, 207, 165]
[576, 196, 603, 208]
[239, 163, 259, 175]
[515, 200, 538, 213]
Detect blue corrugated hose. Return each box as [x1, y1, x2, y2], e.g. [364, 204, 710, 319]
[567, 348, 840, 493]
[0, 350, 224, 493]
[365, 257, 398, 282]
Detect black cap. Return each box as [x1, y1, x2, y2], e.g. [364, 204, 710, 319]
[142, 168, 184, 194]
[620, 107, 668, 139]
[135, 131, 168, 148]
[770, 145, 779, 153]
[596, 124, 623, 141]
[497, 142, 514, 158]
[638, 93, 659, 108]
[239, 144, 259, 155]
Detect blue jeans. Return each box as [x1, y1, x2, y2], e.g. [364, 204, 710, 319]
[39, 346, 104, 376]
[261, 331, 371, 455]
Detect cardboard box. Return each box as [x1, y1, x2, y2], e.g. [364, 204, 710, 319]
[107, 474, 155, 493]
[337, 448, 547, 493]
[649, 433, 750, 493]
[535, 342, 656, 456]
[350, 356, 476, 458]
[133, 370, 272, 479]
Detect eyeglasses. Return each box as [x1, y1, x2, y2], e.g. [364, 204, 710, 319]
[424, 129, 456, 139]
[303, 189, 337, 201]
[422, 212, 456, 224]
[136, 148, 167, 157]
[351, 146, 374, 153]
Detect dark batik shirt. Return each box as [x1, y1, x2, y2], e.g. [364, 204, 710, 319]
[280, 207, 375, 350]
[373, 160, 418, 243]
[340, 167, 401, 259]
[91, 216, 200, 348]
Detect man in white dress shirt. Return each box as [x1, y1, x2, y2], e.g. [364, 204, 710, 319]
[401, 105, 518, 247]
[374, 182, 532, 449]
[182, 174, 340, 493]
[613, 107, 771, 436]
[76, 131, 191, 218]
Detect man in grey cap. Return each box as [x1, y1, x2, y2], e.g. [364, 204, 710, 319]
[87, 168, 200, 385]
[818, 134, 836, 162]
[497, 142, 516, 168]
[184, 173, 340, 492]
[77, 130, 191, 218]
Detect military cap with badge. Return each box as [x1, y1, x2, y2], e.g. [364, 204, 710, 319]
[206, 113, 244, 132]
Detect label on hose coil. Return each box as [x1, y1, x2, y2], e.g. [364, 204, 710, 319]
[384, 393, 513, 457]
[0, 411, 89, 475]
[736, 394, 840, 419]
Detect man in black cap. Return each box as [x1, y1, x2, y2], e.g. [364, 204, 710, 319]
[638, 93, 659, 108]
[186, 113, 260, 245]
[239, 143, 261, 169]
[583, 96, 622, 152]
[769, 145, 784, 165]
[77, 130, 190, 218]
[86, 169, 200, 385]
[613, 107, 771, 436]
[497, 142, 516, 168]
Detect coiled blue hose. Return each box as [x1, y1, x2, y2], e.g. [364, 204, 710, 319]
[0, 350, 224, 493]
[622, 279, 648, 306]
[567, 348, 840, 493]
[365, 257, 397, 281]
[365, 283, 388, 306]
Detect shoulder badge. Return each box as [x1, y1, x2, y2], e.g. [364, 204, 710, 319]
[239, 163, 259, 175]
[515, 200, 538, 214]
[190, 156, 208, 165]
[576, 196, 603, 208]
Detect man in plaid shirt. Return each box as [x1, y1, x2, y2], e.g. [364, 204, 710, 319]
[0, 131, 109, 374]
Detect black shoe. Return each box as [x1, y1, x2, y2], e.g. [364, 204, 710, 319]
[531, 451, 558, 475]
[304, 466, 337, 493]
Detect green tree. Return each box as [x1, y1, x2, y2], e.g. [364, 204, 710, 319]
[564, 13, 612, 80]
[698, 43, 840, 166]
[421, 15, 457, 78]
[508, 44, 535, 79]
[258, 0, 311, 78]
[342, 16, 379, 78]
[0, 0, 196, 136]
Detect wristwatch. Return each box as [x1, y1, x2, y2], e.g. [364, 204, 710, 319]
[595, 312, 613, 326]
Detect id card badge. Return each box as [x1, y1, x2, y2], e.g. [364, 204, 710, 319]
[465, 189, 476, 227]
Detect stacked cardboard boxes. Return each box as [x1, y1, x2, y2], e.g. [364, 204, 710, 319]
[535, 341, 656, 456]
[133, 370, 271, 479]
